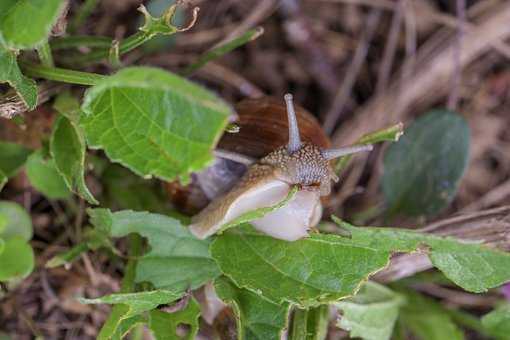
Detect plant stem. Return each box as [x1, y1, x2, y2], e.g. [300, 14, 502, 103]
[335, 122, 404, 173]
[51, 35, 112, 50]
[121, 234, 143, 293]
[306, 305, 329, 340]
[20, 62, 104, 86]
[290, 308, 309, 340]
[182, 27, 264, 76]
[36, 42, 54, 67]
[63, 31, 150, 65]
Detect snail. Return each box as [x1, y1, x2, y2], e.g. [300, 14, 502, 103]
[187, 94, 373, 241]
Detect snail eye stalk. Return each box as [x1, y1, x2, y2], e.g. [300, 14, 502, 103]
[284, 93, 302, 154]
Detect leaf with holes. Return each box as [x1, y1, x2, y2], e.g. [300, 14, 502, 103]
[148, 298, 201, 340]
[0, 46, 37, 110]
[80, 67, 233, 183]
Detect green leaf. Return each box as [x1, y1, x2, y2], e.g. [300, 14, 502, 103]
[212, 219, 510, 307]
[211, 225, 390, 307]
[0, 46, 37, 110]
[336, 218, 510, 293]
[0, 236, 34, 281]
[0, 141, 32, 177]
[398, 289, 464, 340]
[79, 290, 182, 319]
[335, 282, 404, 340]
[482, 303, 510, 340]
[88, 208, 221, 291]
[0, 201, 32, 241]
[215, 276, 290, 340]
[80, 66, 232, 183]
[148, 298, 201, 340]
[382, 110, 470, 217]
[50, 115, 98, 204]
[0, 0, 65, 49]
[26, 149, 71, 199]
[0, 238, 5, 256]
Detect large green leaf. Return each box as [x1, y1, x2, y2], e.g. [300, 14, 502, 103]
[382, 110, 470, 217]
[0, 46, 37, 110]
[0, 141, 32, 177]
[26, 150, 71, 199]
[80, 67, 232, 183]
[88, 209, 221, 291]
[211, 219, 510, 306]
[50, 115, 98, 204]
[0, 0, 65, 49]
[0, 201, 32, 241]
[148, 298, 201, 340]
[215, 276, 290, 340]
[482, 303, 510, 340]
[211, 225, 391, 307]
[398, 289, 464, 340]
[335, 282, 404, 340]
[0, 236, 34, 281]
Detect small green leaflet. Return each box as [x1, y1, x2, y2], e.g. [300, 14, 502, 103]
[80, 67, 233, 183]
[0, 46, 37, 111]
[0, 237, 34, 281]
[148, 298, 201, 340]
[26, 150, 71, 199]
[50, 115, 98, 204]
[215, 276, 290, 340]
[335, 282, 404, 340]
[0, 201, 32, 240]
[217, 185, 298, 234]
[88, 209, 221, 291]
[0, 201, 34, 281]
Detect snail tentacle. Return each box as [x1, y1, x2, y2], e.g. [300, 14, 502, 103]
[284, 93, 302, 154]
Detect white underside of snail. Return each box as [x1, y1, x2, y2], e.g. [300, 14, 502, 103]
[189, 94, 373, 242]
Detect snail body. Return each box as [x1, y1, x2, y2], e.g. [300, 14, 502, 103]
[189, 94, 372, 241]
